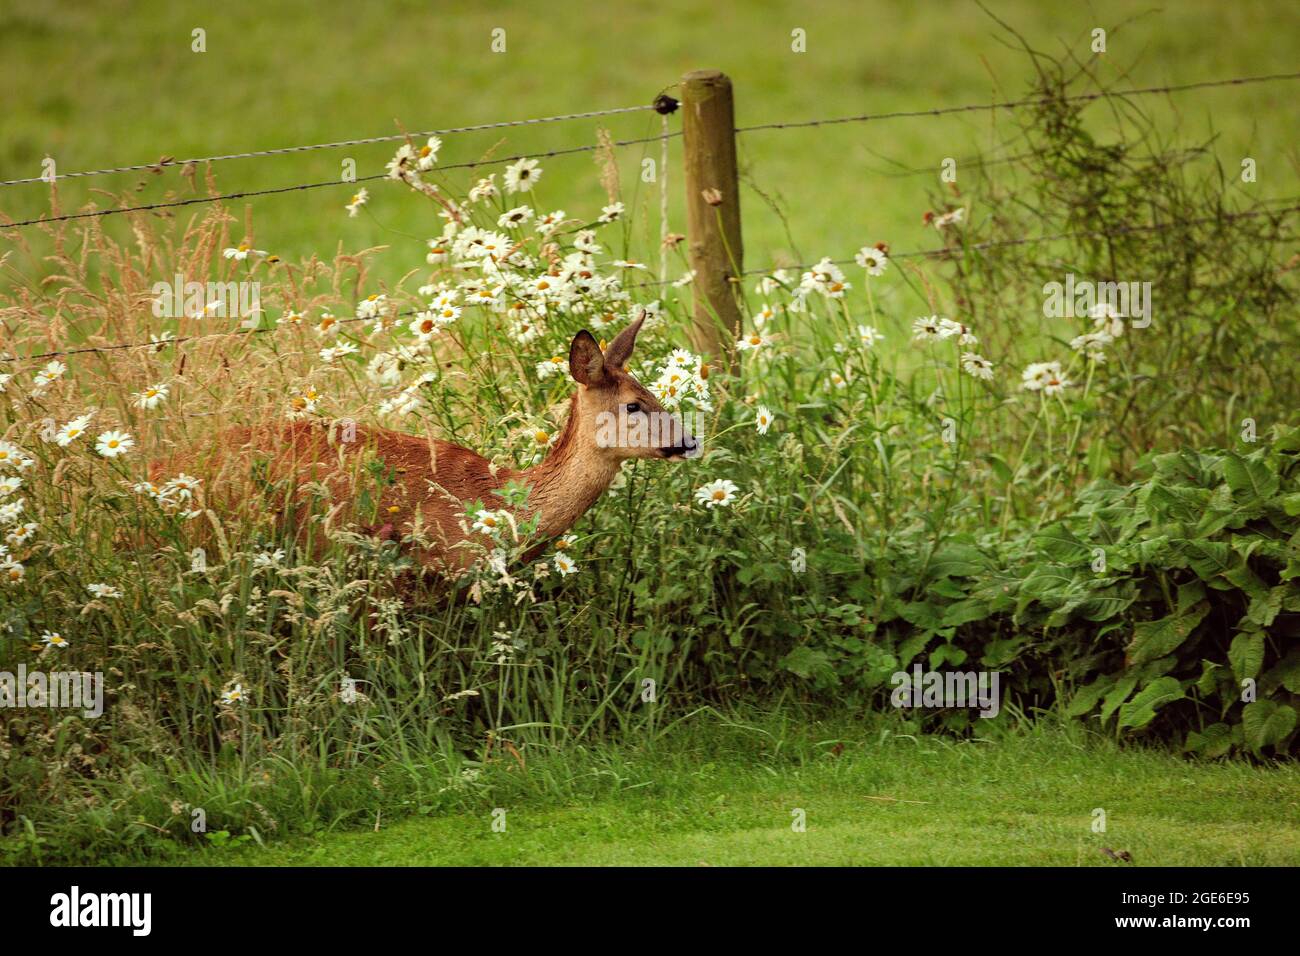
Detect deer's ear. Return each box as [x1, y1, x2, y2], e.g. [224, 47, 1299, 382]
[568, 330, 607, 386]
[604, 311, 646, 369]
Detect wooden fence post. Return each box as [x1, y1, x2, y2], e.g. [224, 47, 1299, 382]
[681, 69, 743, 365]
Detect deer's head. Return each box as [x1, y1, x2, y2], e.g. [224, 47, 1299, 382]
[567, 315, 700, 462]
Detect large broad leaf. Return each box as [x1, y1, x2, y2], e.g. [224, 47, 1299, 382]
[1184, 723, 1233, 759]
[1126, 602, 1210, 666]
[779, 646, 834, 682]
[1242, 700, 1298, 752]
[1118, 676, 1185, 730]
[1066, 675, 1115, 717]
[1222, 453, 1280, 502]
[1228, 630, 1265, 683]
[1261, 649, 1300, 695]
[1100, 674, 1140, 723]
[1076, 591, 1137, 622]
[941, 598, 991, 628]
[1245, 586, 1286, 628]
[1032, 524, 1092, 564]
[924, 543, 990, 581]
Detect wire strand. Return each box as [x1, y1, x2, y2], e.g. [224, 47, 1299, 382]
[734, 71, 1300, 135]
[0, 132, 682, 230]
[0, 104, 663, 188]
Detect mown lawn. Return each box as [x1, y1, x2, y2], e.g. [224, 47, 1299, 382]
[188, 720, 1300, 866]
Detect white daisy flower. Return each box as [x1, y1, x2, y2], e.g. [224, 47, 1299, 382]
[857, 325, 884, 348]
[6, 522, 37, 547]
[416, 136, 441, 171]
[854, 245, 889, 275]
[95, 430, 134, 458]
[220, 683, 246, 706]
[1021, 361, 1070, 395]
[535, 356, 567, 380]
[345, 188, 369, 217]
[468, 175, 499, 202]
[503, 157, 542, 194]
[472, 509, 507, 536]
[939, 318, 978, 345]
[695, 478, 739, 509]
[497, 206, 534, 229]
[597, 202, 625, 224]
[0, 499, 25, 525]
[55, 415, 94, 447]
[961, 352, 995, 380]
[553, 553, 578, 576]
[253, 549, 285, 569]
[134, 382, 169, 409]
[0, 557, 24, 584]
[87, 583, 122, 599]
[41, 631, 68, 649]
[755, 405, 774, 435]
[911, 315, 948, 342]
[222, 242, 267, 261]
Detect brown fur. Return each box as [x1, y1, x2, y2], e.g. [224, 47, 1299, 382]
[156, 318, 696, 574]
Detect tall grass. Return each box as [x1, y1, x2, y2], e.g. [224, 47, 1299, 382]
[1, 57, 1297, 863]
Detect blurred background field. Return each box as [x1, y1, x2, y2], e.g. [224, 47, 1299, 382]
[3, 0, 1299, 282]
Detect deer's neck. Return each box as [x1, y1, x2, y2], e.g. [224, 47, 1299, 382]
[520, 394, 620, 540]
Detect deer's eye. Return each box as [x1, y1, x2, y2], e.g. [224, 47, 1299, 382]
[625, 402, 642, 414]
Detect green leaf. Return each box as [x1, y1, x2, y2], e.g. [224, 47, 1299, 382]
[1118, 676, 1185, 730]
[1245, 586, 1286, 628]
[1100, 674, 1139, 723]
[940, 598, 990, 628]
[1184, 723, 1233, 759]
[1033, 524, 1092, 564]
[1242, 700, 1297, 752]
[779, 646, 834, 681]
[1126, 602, 1209, 665]
[897, 631, 931, 666]
[1228, 630, 1264, 682]
[1066, 676, 1115, 718]
[1222, 453, 1280, 502]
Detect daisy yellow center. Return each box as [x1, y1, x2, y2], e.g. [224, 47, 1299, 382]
[420, 145, 432, 157]
[749, 336, 762, 346]
[107, 439, 119, 448]
[534, 430, 549, 444]
[712, 490, 726, 501]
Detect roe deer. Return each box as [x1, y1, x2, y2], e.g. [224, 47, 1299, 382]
[173, 315, 698, 573]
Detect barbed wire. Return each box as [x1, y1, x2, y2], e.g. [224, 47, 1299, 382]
[0, 132, 683, 230]
[0, 104, 667, 188]
[739, 201, 1300, 277]
[7, 201, 1298, 365]
[734, 70, 1300, 135]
